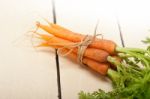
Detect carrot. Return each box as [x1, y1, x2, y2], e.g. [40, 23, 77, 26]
[57, 48, 109, 75]
[36, 41, 109, 75]
[50, 23, 72, 32]
[34, 32, 109, 63]
[36, 22, 84, 42]
[36, 22, 116, 55]
[73, 48, 109, 63]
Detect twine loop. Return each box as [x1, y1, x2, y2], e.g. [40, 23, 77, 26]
[34, 21, 103, 65]
[57, 33, 103, 65]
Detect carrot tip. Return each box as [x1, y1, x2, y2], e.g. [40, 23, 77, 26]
[36, 42, 49, 47]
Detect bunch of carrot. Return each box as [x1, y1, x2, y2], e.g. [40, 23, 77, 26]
[31, 21, 150, 99]
[34, 22, 120, 75]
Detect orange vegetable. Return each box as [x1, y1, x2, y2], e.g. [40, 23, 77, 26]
[35, 32, 109, 63]
[57, 48, 109, 75]
[36, 22, 116, 55]
[36, 41, 109, 75]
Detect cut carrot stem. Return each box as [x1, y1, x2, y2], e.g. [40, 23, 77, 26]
[36, 23, 116, 55]
[109, 56, 122, 69]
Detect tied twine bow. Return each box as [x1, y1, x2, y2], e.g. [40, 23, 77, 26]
[33, 21, 103, 65]
[56, 32, 103, 65]
[56, 21, 102, 64]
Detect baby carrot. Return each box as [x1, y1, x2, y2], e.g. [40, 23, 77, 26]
[37, 41, 120, 74]
[58, 48, 109, 75]
[35, 32, 109, 63]
[36, 22, 116, 55]
[36, 41, 109, 75]
[50, 23, 72, 32]
[36, 22, 83, 42]
[73, 48, 109, 63]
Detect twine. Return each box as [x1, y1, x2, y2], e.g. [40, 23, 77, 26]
[34, 21, 103, 64]
[56, 33, 103, 65]
[56, 21, 103, 64]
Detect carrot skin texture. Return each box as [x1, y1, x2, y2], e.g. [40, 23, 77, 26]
[73, 48, 109, 63]
[37, 23, 116, 55]
[37, 35, 110, 63]
[37, 42, 109, 75]
[50, 23, 72, 32]
[61, 48, 109, 75]
[49, 23, 117, 55]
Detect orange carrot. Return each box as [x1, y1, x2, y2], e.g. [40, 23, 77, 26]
[73, 48, 109, 63]
[36, 22, 116, 55]
[36, 41, 109, 75]
[50, 23, 72, 32]
[36, 22, 84, 42]
[35, 32, 109, 63]
[59, 48, 109, 75]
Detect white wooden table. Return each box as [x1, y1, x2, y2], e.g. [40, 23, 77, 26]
[0, 0, 149, 99]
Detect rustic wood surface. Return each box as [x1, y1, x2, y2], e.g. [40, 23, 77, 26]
[0, 0, 149, 99]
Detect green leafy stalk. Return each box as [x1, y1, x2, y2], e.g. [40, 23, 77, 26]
[79, 37, 150, 99]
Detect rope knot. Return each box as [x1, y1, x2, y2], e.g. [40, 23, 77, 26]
[57, 33, 103, 65]
[57, 21, 103, 65]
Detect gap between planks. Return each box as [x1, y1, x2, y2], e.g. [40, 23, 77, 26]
[51, 0, 62, 99]
[116, 17, 125, 47]
[51, 1, 125, 98]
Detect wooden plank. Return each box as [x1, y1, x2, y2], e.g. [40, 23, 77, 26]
[0, 0, 58, 99]
[55, 0, 122, 98]
[115, 0, 150, 48]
